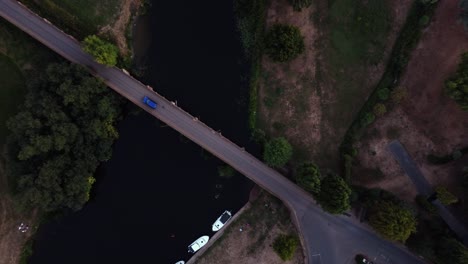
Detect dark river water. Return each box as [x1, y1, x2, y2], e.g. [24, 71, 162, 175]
[29, 0, 256, 263]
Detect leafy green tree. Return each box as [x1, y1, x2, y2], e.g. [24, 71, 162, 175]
[377, 88, 390, 100]
[369, 200, 417, 242]
[273, 234, 299, 261]
[391, 87, 407, 103]
[436, 237, 468, 264]
[317, 175, 351, 214]
[263, 137, 293, 167]
[288, 0, 312, 11]
[82, 35, 118, 66]
[360, 112, 375, 127]
[7, 62, 122, 212]
[445, 53, 468, 111]
[373, 103, 387, 116]
[435, 185, 458, 205]
[265, 24, 305, 62]
[296, 162, 320, 195]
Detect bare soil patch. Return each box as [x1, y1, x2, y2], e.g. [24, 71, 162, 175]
[196, 191, 304, 264]
[100, 0, 141, 55]
[354, 0, 468, 203]
[258, 0, 412, 169]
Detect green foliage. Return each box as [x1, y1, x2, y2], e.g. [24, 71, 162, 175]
[373, 103, 387, 116]
[419, 15, 430, 26]
[296, 163, 321, 195]
[369, 200, 417, 242]
[287, 0, 312, 11]
[218, 165, 235, 178]
[435, 186, 458, 205]
[391, 87, 407, 103]
[263, 137, 293, 167]
[265, 24, 305, 62]
[445, 53, 468, 111]
[273, 234, 299, 261]
[234, 0, 266, 130]
[436, 237, 468, 264]
[317, 175, 351, 214]
[415, 195, 437, 214]
[343, 154, 353, 182]
[7, 63, 122, 212]
[360, 112, 375, 127]
[19, 238, 34, 264]
[82, 35, 118, 66]
[377, 88, 390, 100]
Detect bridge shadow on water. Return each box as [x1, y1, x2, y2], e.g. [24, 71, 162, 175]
[29, 0, 258, 263]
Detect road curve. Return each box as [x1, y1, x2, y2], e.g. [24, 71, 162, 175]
[0, 1, 427, 263]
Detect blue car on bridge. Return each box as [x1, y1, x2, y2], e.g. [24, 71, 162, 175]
[143, 96, 157, 109]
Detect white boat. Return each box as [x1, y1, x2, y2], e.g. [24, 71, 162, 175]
[188, 235, 209, 253]
[212, 210, 232, 232]
[175, 261, 185, 264]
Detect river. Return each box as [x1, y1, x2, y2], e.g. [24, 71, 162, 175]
[29, 0, 256, 263]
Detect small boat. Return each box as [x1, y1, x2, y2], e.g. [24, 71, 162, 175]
[212, 210, 232, 232]
[188, 235, 209, 253]
[175, 261, 185, 264]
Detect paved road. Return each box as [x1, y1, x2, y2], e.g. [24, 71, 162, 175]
[388, 140, 468, 245]
[0, 1, 427, 263]
[388, 141, 433, 196]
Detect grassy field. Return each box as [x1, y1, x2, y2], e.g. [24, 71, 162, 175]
[0, 53, 26, 144]
[324, 0, 391, 122]
[19, 0, 122, 38]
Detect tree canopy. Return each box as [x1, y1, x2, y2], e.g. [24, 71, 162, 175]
[82, 35, 118, 66]
[296, 162, 321, 195]
[369, 200, 417, 242]
[445, 52, 468, 111]
[7, 62, 122, 212]
[273, 234, 299, 261]
[265, 24, 305, 62]
[435, 185, 458, 205]
[263, 137, 293, 167]
[317, 175, 351, 214]
[437, 237, 468, 264]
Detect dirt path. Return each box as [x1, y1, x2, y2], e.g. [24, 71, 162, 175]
[354, 0, 468, 201]
[100, 0, 141, 55]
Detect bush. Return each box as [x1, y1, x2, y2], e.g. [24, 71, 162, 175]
[373, 103, 387, 116]
[82, 35, 118, 66]
[296, 163, 321, 195]
[419, 15, 430, 26]
[287, 0, 312, 11]
[377, 88, 391, 100]
[273, 234, 299, 261]
[265, 24, 305, 62]
[317, 175, 352, 214]
[360, 112, 375, 127]
[435, 186, 458, 205]
[263, 137, 293, 167]
[369, 200, 417, 242]
[391, 87, 407, 103]
[415, 195, 437, 214]
[445, 53, 468, 111]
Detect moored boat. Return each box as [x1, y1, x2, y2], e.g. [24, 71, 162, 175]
[174, 261, 185, 264]
[212, 210, 232, 232]
[188, 235, 209, 253]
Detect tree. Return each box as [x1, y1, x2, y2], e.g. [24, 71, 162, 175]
[296, 163, 321, 195]
[435, 185, 458, 205]
[288, 0, 312, 11]
[436, 237, 468, 264]
[82, 35, 118, 66]
[369, 200, 417, 242]
[391, 87, 407, 103]
[273, 234, 299, 261]
[263, 137, 293, 167]
[265, 24, 305, 62]
[377, 88, 390, 100]
[445, 52, 468, 111]
[7, 62, 122, 212]
[317, 175, 351, 214]
[373, 103, 387, 116]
